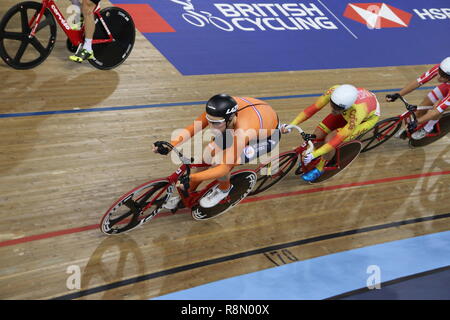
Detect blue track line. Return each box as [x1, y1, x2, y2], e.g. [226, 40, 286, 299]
[0, 86, 434, 119]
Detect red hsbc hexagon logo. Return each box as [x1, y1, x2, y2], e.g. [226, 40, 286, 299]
[344, 3, 413, 29]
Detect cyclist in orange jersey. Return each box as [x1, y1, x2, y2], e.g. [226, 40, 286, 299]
[153, 94, 280, 209]
[283, 84, 381, 182]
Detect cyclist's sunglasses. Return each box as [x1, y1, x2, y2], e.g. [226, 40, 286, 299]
[206, 114, 226, 124]
[438, 68, 450, 80]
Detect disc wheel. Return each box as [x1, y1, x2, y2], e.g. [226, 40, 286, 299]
[0, 1, 56, 69]
[409, 113, 450, 148]
[89, 7, 135, 70]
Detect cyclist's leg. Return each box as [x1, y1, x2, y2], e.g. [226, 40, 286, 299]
[314, 113, 346, 169]
[413, 84, 450, 139]
[344, 114, 380, 142]
[70, 0, 98, 62]
[82, 0, 98, 41]
[416, 84, 447, 117]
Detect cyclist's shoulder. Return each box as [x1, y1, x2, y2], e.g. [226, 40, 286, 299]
[323, 85, 339, 96]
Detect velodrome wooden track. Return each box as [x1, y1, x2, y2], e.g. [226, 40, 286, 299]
[0, 0, 449, 300]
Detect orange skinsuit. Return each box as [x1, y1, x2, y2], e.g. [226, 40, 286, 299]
[290, 85, 380, 159]
[170, 97, 279, 189]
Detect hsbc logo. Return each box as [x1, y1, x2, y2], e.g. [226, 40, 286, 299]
[343, 3, 412, 29]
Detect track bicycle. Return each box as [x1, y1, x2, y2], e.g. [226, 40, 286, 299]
[250, 124, 362, 195]
[358, 96, 450, 152]
[0, 0, 135, 69]
[100, 141, 257, 235]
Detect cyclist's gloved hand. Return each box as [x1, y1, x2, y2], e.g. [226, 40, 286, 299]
[386, 93, 401, 102]
[179, 174, 190, 192]
[280, 124, 291, 134]
[153, 141, 170, 155]
[302, 151, 314, 165]
[406, 104, 418, 112]
[407, 121, 418, 133]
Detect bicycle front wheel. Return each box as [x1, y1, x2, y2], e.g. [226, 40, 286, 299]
[89, 7, 135, 70]
[0, 1, 56, 69]
[249, 152, 297, 196]
[100, 179, 171, 235]
[358, 117, 402, 153]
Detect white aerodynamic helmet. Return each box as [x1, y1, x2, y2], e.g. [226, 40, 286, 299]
[330, 84, 358, 110]
[439, 57, 450, 77]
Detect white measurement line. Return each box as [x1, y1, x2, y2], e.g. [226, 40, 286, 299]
[317, 0, 359, 39]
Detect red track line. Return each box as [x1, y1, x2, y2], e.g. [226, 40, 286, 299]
[1, 170, 449, 248]
[242, 170, 450, 203]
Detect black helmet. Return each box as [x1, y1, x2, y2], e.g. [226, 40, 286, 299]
[205, 94, 238, 123]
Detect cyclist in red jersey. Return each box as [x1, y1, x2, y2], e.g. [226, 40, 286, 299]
[153, 94, 280, 209]
[386, 57, 450, 140]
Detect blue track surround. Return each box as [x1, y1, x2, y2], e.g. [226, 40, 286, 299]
[154, 230, 450, 300]
[110, 0, 450, 75]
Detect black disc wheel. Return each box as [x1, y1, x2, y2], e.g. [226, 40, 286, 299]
[409, 113, 450, 148]
[0, 1, 56, 69]
[89, 7, 135, 70]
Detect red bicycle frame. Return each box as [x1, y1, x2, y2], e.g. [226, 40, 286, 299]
[29, 0, 113, 47]
[375, 105, 440, 142]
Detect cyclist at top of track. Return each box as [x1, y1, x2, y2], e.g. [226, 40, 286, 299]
[153, 94, 280, 209]
[282, 84, 381, 182]
[68, 0, 99, 63]
[386, 56, 450, 140]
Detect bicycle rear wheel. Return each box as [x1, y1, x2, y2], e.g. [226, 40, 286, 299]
[409, 113, 450, 148]
[100, 179, 171, 235]
[249, 152, 297, 196]
[357, 117, 402, 153]
[0, 1, 56, 69]
[191, 170, 257, 220]
[89, 7, 135, 70]
[310, 141, 362, 184]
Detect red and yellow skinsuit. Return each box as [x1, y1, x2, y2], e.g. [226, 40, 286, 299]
[290, 85, 381, 158]
[170, 97, 279, 188]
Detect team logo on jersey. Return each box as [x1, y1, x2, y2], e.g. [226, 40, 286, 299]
[344, 3, 412, 29]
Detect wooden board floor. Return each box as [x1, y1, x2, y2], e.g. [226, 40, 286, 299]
[0, 0, 449, 300]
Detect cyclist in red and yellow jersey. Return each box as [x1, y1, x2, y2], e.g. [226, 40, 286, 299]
[153, 94, 280, 209]
[284, 84, 381, 182]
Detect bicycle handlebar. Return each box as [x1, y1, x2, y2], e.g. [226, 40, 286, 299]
[154, 141, 193, 195]
[284, 125, 315, 153]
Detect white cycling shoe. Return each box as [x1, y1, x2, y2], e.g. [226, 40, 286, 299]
[163, 194, 181, 210]
[411, 128, 427, 140]
[200, 185, 233, 208]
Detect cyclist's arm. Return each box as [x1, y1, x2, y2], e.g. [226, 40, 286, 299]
[190, 134, 248, 183]
[311, 107, 364, 158]
[290, 85, 338, 126]
[399, 64, 440, 96]
[170, 112, 209, 147]
[190, 163, 235, 184]
[398, 79, 422, 97]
